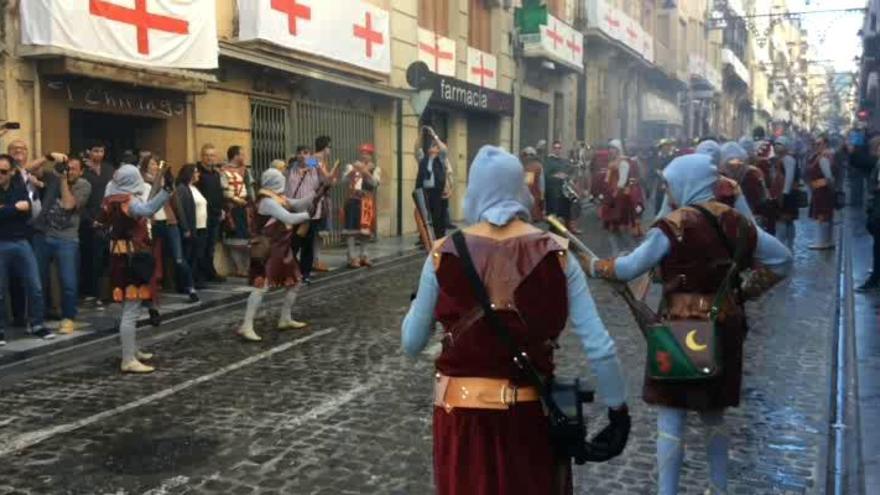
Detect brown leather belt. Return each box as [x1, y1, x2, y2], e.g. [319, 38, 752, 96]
[434, 373, 540, 412]
[810, 178, 829, 189]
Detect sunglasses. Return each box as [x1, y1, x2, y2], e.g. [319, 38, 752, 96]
[0, 169, 11, 175]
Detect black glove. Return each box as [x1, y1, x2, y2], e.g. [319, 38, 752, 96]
[162, 168, 175, 193]
[584, 405, 631, 462]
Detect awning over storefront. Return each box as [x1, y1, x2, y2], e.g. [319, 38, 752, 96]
[641, 92, 683, 126]
[220, 42, 409, 100]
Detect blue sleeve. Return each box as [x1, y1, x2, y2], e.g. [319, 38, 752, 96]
[259, 198, 310, 225]
[783, 157, 796, 194]
[733, 194, 755, 221]
[402, 257, 440, 356]
[820, 158, 833, 182]
[128, 189, 169, 218]
[755, 228, 793, 277]
[0, 185, 28, 220]
[610, 228, 670, 281]
[565, 252, 627, 408]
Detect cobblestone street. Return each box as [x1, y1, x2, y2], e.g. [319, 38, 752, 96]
[0, 214, 838, 495]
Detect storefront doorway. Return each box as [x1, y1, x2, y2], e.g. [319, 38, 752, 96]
[69, 110, 167, 164]
[466, 113, 499, 172]
[520, 98, 549, 151]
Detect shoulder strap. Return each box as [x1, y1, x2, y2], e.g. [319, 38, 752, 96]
[688, 203, 748, 318]
[451, 231, 562, 414]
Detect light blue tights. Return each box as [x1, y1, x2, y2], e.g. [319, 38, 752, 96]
[657, 406, 729, 495]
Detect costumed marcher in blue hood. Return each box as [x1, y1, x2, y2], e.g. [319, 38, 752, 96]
[99, 164, 172, 373]
[720, 141, 769, 230]
[587, 153, 792, 495]
[402, 145, 630, 495]
[772, 136, 801, 250]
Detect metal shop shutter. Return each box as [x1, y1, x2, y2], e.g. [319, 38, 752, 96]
[251, 100, 290, 177]
[291, 99, 375, 246]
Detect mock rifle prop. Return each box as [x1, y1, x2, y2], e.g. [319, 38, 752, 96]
[412, 188, 435, 251]
[546, 215, 657, 335]
[295, 160, 339, 238]
[147, 160, 171, 199]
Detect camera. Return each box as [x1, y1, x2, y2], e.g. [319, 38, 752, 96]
[54, 161, 69, 175]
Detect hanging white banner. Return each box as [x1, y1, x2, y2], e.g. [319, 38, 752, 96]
[418, 28, 456, 77]
[21, 0, 218, 69]
[466, 47, 497, 89]
[239, 0, 391, 74]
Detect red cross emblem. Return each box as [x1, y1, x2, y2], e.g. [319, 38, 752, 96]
[89, 0, 189, 55]
[271, 0, 311, 36]
[626, 28, 638, 41]
[605, 15, 620, 28]
[566, 34, 582, 58]
[419, 35, 453, 72]
[470, 54, 495, 87]
[353, 12, 384, 58]
[546, 22, 564, 49]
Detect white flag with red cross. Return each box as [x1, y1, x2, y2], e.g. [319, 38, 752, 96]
[466, 47, 497, 90]
[417, 28, 456, 77]
[239, 0, 391, 74]
[21, 0, 218, 69]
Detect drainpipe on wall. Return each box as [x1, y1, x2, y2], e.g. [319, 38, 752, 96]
[33, 69, 42, 153]
[395, 99, 403, 237]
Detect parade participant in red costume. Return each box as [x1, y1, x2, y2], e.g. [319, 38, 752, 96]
[222, 146, 254, 277]
[587, 153, 792, 495]
[600, 140, 641, 249]
[342, 144, 381, 267]
[807, 135, 836, 250]
[237, 169, 314, 342]
[402, 145, 630, 495]
[520, 146, 545, 222]
[720, 142, 768, 229]
[99, 164, 173, 373]
[772, 137, 801, 250]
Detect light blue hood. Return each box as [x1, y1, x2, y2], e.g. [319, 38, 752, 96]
[662, 153, 718, 208]
[463, 145, 531, 226]
[696, 140, 721, 166]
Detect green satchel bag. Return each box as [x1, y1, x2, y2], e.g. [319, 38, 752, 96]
[645, 204, 748, 382]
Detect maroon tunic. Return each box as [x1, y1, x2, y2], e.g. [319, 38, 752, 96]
[600, 158, 637, 232]
[432, 232, 570, 495]
[99, 194, 153, 303]
[249, 195, 302, 289]
[808, 151, 835, 222]
[650, 202, 758, 410]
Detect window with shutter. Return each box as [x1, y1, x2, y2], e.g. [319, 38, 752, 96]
[469, 0, 492, 52]
[419, 0, 450, 36]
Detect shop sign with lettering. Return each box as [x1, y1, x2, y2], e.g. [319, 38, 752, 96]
[45, 79, 186, 118]
[431, 77, 513, 115]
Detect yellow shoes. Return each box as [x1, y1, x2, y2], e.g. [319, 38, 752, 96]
[237, 327, 262, 342]
[120, 359, 155, 374]
[59, 319, 76, 335]
[277, 320, 308, 331]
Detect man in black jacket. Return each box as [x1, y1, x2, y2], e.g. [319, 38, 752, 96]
[0, 154, 49, 344]
[414, 126, 448, 239]
[196, 144, 225, 282]
[80, 142, 114, 308]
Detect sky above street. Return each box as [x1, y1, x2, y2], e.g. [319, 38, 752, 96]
[789, 0, 864, 73]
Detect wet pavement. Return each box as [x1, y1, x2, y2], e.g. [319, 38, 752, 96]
[0, 207, 839, 495]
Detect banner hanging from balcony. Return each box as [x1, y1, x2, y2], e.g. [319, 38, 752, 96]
[21, 0, 218, 69]
[418, 28, 456, 77]
[239, 0, 391, 74]
[521, 14, 583, 72]
[466, 47, 498, 89]
[586, 0, 654, 64]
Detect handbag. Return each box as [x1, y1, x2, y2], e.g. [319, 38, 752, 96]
[128, 251, 155, 285]
[644, 204, 747, 382]
[451, 231, 598, 465]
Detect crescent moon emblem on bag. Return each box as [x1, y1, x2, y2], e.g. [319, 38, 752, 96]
[685, 330, 708, 352]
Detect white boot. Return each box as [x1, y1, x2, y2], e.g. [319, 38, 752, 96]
[238, 288, 266, 342]
[278, 287, 308, 330]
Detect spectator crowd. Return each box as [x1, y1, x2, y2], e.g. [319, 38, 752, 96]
[0, 134, 381, 349]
